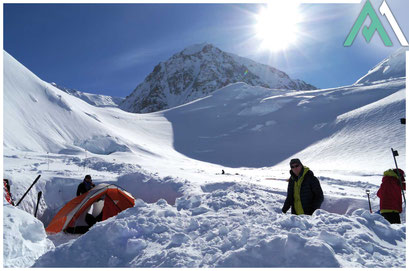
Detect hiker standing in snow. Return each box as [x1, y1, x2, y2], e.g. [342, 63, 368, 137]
[76, 175, 95, 196]
[377, 169, 406, 224]
[282, 159, 324, 215]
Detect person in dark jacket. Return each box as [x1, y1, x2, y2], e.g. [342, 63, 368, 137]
[76, 175, 95, 196]
[377, 169, 406, 224]
[282, 158, 324, 215]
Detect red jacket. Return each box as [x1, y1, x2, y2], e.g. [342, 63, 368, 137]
[377, 169, 406, 213]
[3, 179, 14, 206]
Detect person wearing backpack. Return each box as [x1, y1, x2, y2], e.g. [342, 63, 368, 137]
[377, 169, 406, 224]
[282, 158, 324, 215]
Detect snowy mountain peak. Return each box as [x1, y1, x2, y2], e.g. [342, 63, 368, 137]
[120, 43, 317, 113]
[355, 48, 407, 84]
[181, 42, 214, 55]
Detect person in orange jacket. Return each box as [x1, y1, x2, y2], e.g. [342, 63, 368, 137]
[377, 169, 406, 224]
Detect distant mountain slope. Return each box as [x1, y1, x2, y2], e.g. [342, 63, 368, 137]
[163, 79, 405, 168]
[3, 48, 405, 170]
[51, 83, 123, 107]
[120, 43, 316, 113]
[355, 48, 407, 84]
[3, 51, 171, 157]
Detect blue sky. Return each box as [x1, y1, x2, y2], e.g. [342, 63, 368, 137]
[3, 1, 408, 97]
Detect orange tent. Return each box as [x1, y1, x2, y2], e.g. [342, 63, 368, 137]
[46, 183, 135, 234]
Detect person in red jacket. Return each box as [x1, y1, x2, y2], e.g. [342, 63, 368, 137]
[377, 169, 406, 224]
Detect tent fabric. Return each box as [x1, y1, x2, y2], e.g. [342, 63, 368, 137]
[102, 194, 122, 220]
[46, 183, 135, 234]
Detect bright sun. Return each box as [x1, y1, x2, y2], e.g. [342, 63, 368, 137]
[255, 2, 302, 51]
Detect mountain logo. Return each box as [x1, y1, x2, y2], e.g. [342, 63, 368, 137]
[344, 0, 408, 47]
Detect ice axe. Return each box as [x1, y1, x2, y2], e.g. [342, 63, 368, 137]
[366, 189, 372, 213]
[391, 148, 406, 205]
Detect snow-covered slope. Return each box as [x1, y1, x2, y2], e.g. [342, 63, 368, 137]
[281, 85, 406, 172]
[120, 43, 316, 113]
[356, 48, 407, 84]
[163, 80, 405, 170]
[2, 48, 406, 268]
[5, 47, 403, 170]
[3, 51, 174, 158]
[51, 82, 123, 107]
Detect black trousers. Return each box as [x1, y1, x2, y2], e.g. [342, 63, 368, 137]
[381, 212, 401, 224]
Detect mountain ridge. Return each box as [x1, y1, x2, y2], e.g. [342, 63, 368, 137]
[120, 43, 317, 113]
[355, 48, 407, 84]
[51, 82, 124, 108]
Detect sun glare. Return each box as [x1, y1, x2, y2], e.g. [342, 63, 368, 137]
[255, 2, 303, 51]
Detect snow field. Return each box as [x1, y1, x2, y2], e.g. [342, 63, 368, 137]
[33, 180, 406, 267]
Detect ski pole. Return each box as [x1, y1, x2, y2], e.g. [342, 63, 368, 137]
[34, 191, 42, 218]
[366, 189, 372, 213]
[16, 175, 41, 207]
[391, 148, 406, 205]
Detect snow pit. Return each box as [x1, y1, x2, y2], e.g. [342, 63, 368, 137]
[40, 177, 81, 226]
[117, 173, 183, 205]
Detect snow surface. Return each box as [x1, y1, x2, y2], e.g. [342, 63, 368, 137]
[3, 202, 54, 267]
[2, 49, 407, 268]
[356, 48, 407, 84]
[164, 80, 405, 169]
[51, 82, 124, 108]
[33, 194, 406, 268]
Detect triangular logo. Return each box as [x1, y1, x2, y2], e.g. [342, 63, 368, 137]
[344, 0, 392, 46]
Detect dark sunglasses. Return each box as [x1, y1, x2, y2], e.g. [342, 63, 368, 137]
[290, 164, 301, 169]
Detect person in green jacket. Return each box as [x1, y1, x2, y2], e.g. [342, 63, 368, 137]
[282, 158, 324, 215]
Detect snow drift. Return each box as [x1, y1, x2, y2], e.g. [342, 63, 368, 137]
[34, 183, 405, 268]
[3, 203, 54, 267]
